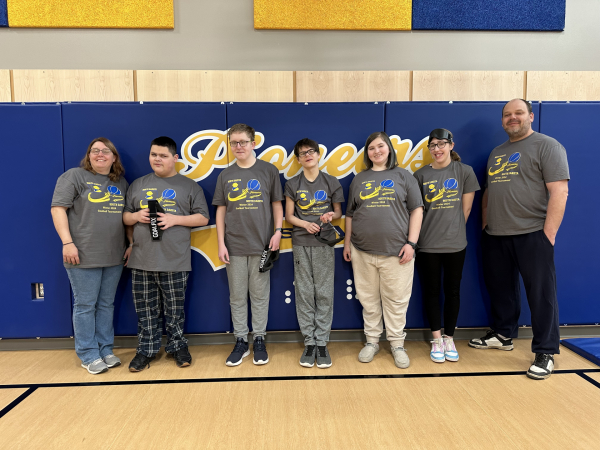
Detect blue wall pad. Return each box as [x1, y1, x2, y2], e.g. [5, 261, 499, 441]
[0, 104, 73, 338]
[539, 103, 600, 325]
[386, 101, 541, 328]
[561, 339, 600, 367]
[412, 0, 565, 31]
[61, 102, 230, 336]
[0, 0, 8, 27]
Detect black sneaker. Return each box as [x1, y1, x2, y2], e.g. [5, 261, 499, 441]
[169, 346, 192, 368]
[527, 354, 554, 380]
[128, 353, 155, 372]
[253, 336, 269, 365]
[226, 338, 250, 367]
[316, 345, 332, 369]
[299, 345, 316, 367]
[468, 330, 514, 350]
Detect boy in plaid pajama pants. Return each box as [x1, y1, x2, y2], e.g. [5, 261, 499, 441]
[123, 137, 209, 371]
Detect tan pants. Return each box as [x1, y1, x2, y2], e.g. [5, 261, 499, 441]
[350, 243, 414, 347]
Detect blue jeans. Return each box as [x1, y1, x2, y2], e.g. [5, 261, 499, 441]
[66, 264, 124, 364]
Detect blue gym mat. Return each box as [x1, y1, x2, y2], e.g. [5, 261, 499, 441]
[561, 338, 600, 367]
[0, 0, 8, 27]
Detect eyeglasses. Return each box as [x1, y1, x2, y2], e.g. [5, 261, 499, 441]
[230, 140, 251, 148]
[90, 148, 113, 155]
[299, 149, 317, 158]
[428, 141, 449, 150]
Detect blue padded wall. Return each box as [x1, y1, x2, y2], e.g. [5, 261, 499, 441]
[539, 103, 600, 325]
[0, 0, 7, 27]
[412, 0, 565, 31]
[385, 102, 541, 329]
[61, 102, 231, 335]
[0, 103, 73, 338]
[227, 102, 385, 331]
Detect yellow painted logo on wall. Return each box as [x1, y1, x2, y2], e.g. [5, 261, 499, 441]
[180, 129, 432, 270]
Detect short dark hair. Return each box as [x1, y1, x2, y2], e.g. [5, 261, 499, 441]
[150, 136, 177, 156]
[228, 123, 255, 142]
[293, 138, 320, 158]
[502, 98, 532, 116]
[363, 131, 398, 171]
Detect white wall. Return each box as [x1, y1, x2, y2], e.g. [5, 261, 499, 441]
[0, 0, 598, 70]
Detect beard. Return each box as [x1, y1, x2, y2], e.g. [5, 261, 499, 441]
[503, 120, 531, 140]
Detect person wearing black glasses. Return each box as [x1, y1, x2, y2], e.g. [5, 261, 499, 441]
[413, 128, 480, 364]
[284, 138, 344, 369]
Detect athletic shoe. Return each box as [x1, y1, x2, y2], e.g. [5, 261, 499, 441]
[81, 358, 108, 375]
[391, 346, 410, 369]
[170, 346, 192, 368]
[226, 338, 250, 367]
[443, 335, 459, 362]
[468, 330, 514, 350]
[316, 345, 332, 369]
[128, 353, 155, 372]
[358, 343, 380, 363]
[527, 354, 554, 380]
[103, 354, 121, 368]
[253, 336, 269, 365]
[430, 338, 445, 363]
[299, 345, 316, 367]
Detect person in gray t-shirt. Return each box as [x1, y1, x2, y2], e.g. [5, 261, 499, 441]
[413, 128, 480, 364]
[343, 131, 424, 369]
[469, 99, 570, 381]
[123, 137, 209, 372]
[284, 138, 344, 369]
[213, 123, 284, 367]
[51, 137, 130, 375]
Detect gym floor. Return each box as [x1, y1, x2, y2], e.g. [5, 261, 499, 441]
[1, 339, 599, 449]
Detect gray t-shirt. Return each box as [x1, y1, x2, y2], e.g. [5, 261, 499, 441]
[212, 159, 285, 256]
[414, 161, 480, 253]
[124, 173, 209, 272]
[486, 132, 570, 236]
[346, 167, 423, 256]
[284, 171, 344, 247]
[51, 168, 129, 269]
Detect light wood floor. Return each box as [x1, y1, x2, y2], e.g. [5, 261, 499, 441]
[0, 340, 599, 449]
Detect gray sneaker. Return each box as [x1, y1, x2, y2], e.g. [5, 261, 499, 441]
[299, 345, 316, 367]
[391, 346, 410, 369]
[103, 354, 121, 368]
[358, 343, 380, 363]
[82, 358, 109, 375]
[316, 345, 332, 369]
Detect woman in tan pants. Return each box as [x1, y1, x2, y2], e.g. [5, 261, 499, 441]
[343, 131, 423, 369]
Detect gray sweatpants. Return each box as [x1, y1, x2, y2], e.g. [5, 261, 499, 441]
[226, 255, 270, 342]
[293, 245, 335, 346]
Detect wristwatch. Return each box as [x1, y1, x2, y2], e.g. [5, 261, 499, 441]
[275, 228, 283, 233]
[406, 241, 417, 250]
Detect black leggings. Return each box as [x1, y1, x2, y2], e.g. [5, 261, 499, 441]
[416, 249, 466, 336]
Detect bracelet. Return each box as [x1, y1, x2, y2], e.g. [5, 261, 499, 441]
[63, 242, 74, 246]
[129, 243, 134, 247]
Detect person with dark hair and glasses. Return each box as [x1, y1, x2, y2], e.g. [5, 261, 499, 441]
[123, 136, 209, 372]
[343, 132, 423, 369]
[413, 128, 480, 363]
[51, 137, 130, 374]
[284, 138, 344, 368]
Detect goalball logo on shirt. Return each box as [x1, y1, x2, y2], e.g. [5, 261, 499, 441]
[139, 188, 178, 214]
[296, 189, 329, 215]
[489, 152, 521, 183]
[424, 178, 459, 204]
[86, 182, 125, 214]
[228, 179, 263, 202]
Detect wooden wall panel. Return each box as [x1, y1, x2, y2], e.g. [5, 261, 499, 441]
[136, 70, 294, 102]
[0, 70, 11, 102]
[296, 71, 411, 102]
[527, 71, 600, 100]
[12, 70, 134, 102]
[413, 71, 524, 101]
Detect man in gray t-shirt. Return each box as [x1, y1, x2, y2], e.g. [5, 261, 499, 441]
[469, 99, 570, 381]
[123, 137, 209, 372]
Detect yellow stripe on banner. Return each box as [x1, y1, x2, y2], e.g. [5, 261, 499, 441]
[7, 0, 174, 29]
[254, 0, 412, 30]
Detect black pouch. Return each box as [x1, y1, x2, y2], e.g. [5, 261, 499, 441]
[148, 200, 165, 241]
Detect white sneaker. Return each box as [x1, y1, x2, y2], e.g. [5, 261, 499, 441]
[82, 358, 109, 375]
[430, 338, 445, 363]
[527, 354, 554, 380]
[443, 335, 459, 362]
[391, 346, 410, 369]
[358, 343, 380, 363]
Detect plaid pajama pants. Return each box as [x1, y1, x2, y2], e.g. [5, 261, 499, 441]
[132, 269, 189, 357]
